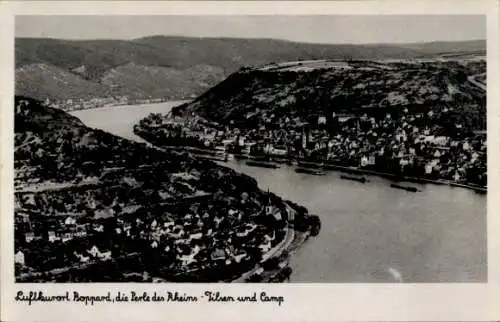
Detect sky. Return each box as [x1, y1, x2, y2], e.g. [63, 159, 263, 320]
[15, 15, 485, 44]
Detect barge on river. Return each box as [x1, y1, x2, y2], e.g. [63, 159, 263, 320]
[340, 174, 367, 183]
[295, 168, 326, 176]
[246, 160, 280, 169]
[390, 183, 419, 192]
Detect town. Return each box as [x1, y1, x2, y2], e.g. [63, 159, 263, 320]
[14, 96, 319, 283]
[135, 58, 487, 190]
[42, 96, 176, 112]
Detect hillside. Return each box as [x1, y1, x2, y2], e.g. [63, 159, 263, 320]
[15, 37, 486, 104]
[399, 40, 486, 55]
[175, 58, 486, 131]
[15, 63, 118, 101]
[100, 62, 226, 99]
[135, 57, 486, 188]
[14, 95, 260, 193]
[14, 96, 312, 282]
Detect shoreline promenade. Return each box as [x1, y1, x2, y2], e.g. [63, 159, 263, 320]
[140, 143, 487, 194]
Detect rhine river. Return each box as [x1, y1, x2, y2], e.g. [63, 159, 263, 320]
[72, 102, 487, 283]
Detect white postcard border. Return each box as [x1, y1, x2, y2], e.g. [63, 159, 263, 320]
[1, 1, 499, 322]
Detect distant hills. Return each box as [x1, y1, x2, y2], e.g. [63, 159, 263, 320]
[15, 36, 486, 103]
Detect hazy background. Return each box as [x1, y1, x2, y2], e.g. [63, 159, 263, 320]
[16, 15, 485, 44]
[14, 14, 487, 103]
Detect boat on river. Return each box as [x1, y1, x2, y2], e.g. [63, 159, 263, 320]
[246, 160, 280, 169]
[340, 174, 367, 183]
[295, 168, 326, 176]
[199, 155, 226, 162]
[297, 161, 324, 169]
[390, 183, 418, 192]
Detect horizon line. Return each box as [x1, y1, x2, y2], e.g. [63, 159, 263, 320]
[14, 35, 487, 46]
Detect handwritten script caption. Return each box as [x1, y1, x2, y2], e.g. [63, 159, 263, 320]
[15, 290, 285, 306]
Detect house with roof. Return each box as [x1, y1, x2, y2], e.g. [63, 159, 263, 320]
[64, 216, 77, 226]
[211, 248, 226, 261]
[15, 251, 25, 266]
[100, 251, 112, 261]
[232, 250, 248, 263]
[213, 216, 223, 227]
[94, 208, 114, 219]
[74, 252, 90, 263]
[25, 232, 35, 243]
[259, 240, 272, 253]
[168, 228, 185, 239]
[139, 230, 150, 240]
[188, 232, 203, 242]
[23, 194, 36, 207]
[48, 231, 59, 243]
[88, 245, 101, 258]
[73, 226, 88, 237]
[163, 221, 175, 228]
[61, 232, 74, 243]
[178, 245, 201, 266]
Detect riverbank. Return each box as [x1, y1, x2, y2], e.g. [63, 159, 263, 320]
[58, 99, 191, 113]
[134, 141, 487, 194]
[299, 160, 487, 193]
[232, 205, 317, 283]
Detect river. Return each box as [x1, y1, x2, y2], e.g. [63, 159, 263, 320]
[71, 102, 487, 283]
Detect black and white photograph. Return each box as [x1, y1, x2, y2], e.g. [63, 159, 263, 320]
[3, 1, 500, 321]
[10, 13, 489, 285]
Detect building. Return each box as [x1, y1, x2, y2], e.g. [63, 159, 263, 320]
[64, 217, 77, 226]
[265, 189, 274, 216]
[88, 246, 101, 257]
[48, 231, 58, 243]
[270, 147, 287, 156]
[61, 232, 74, 243]
[25, 232, 35, 243]
[15, 251, 25, 266]
[100, 251, 112, 261]
[74, 252, 90, 263]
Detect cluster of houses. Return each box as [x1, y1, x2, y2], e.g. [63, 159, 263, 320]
[15, 245, 113, 267]
[14, 178, 289, 278]
[143, 100, 486, 186]
[44, 96, 172, 112]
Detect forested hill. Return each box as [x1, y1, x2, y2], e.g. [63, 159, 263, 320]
[174, 58, 486, 134]
[14, 95, 256, 190]
[15, 36, 485, 102]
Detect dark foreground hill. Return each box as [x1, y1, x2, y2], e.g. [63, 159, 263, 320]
[14, 96, 311, 282]
[15, 36, 485, 103]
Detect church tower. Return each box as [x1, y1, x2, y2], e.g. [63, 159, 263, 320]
[265, 188, 273, 216]
[302, 128, 307, 149]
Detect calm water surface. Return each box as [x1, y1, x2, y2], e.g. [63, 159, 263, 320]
[71, 101, 188, 143]
[72, 102, 487, 283]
